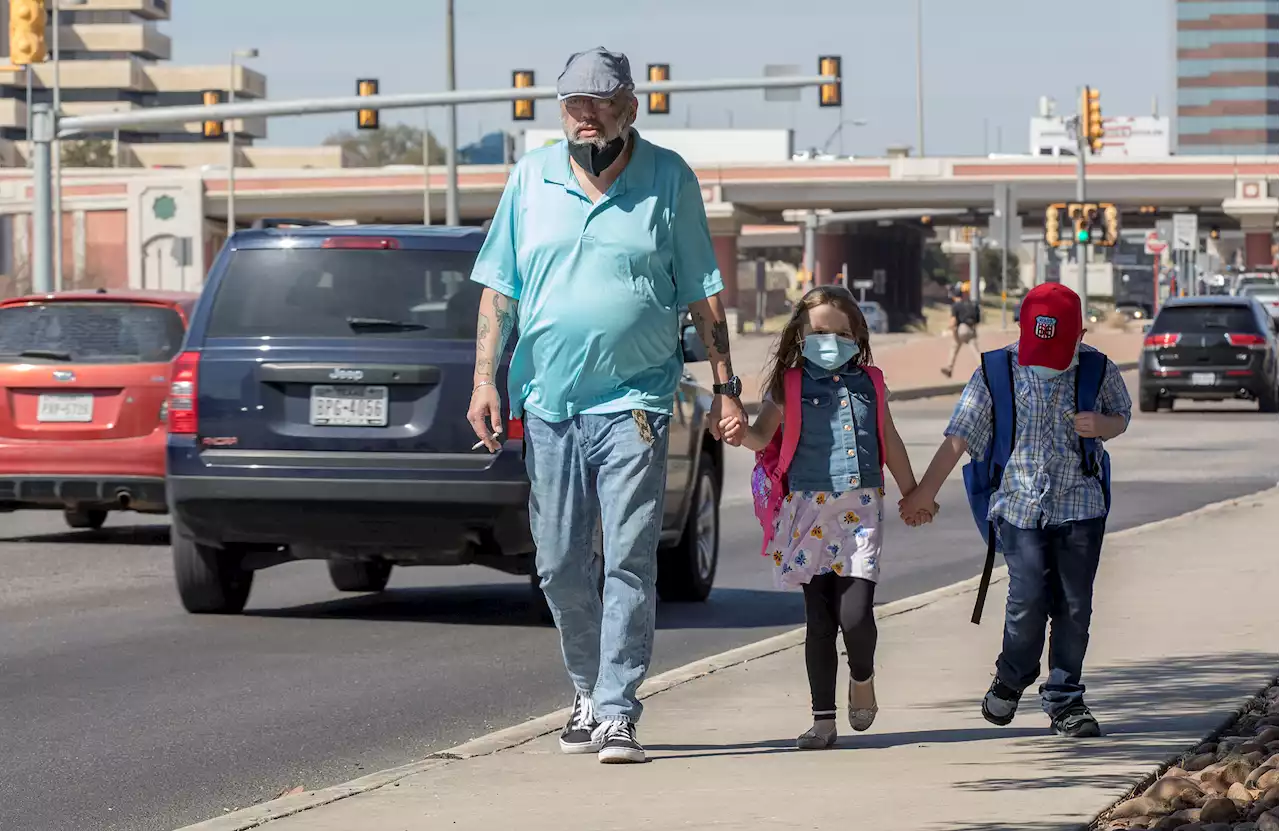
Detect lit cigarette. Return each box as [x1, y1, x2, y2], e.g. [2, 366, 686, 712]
[471, 432, 502, 450]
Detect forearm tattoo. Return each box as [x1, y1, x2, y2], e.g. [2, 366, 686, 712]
[474, 293, 518, 382]
[691, 307, 734, 378]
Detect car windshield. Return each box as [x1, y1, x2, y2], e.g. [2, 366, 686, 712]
[0, 302, 186, 364]
[205, 247, 482, 339]
[1149, 304, 1259, 334]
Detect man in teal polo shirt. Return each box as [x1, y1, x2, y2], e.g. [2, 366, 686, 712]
[466, 47, 743, 764]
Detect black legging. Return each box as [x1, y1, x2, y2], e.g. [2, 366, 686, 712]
[802, 573, 877, 717]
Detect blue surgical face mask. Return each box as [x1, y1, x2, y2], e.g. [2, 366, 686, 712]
[1027, 349, 1080, 380]
[802, 333, 860, 370]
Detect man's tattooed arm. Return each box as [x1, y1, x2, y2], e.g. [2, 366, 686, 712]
[474, 288, 518, 385]
[688, 295, 735, 386]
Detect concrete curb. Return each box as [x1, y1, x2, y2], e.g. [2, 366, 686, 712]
[170, 482, 1269, 831]
[742, 360, 1140, 415]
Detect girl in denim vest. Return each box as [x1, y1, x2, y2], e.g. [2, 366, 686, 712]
[721, 286, 936, 749]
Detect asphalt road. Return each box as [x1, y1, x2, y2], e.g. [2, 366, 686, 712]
[1, 376, 1275, 831]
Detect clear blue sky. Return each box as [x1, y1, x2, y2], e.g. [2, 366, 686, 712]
[168, 0, 1174, 156]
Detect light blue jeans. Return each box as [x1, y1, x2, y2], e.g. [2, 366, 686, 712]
[524, 410, 670, 724]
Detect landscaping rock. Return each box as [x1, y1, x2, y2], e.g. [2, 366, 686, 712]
[1202, 798, 1241, 824]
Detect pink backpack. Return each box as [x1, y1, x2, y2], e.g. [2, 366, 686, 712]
[751, 365, 889, 557]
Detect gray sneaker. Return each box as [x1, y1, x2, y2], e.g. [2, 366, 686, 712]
[981, 678, 1021, 726]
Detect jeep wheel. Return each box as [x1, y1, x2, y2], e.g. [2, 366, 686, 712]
[328, 559, 392, 593]
[64, 507, 107, 530]
[657, 451, 719, 602]
[173, 536, 253, 614]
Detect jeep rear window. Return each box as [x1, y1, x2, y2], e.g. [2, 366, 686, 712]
[205, 248, 482, 339]
[0, 302, 186, 364]
[1149, 304, 1259, 334]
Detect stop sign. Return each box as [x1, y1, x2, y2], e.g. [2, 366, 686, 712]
[1144, 231, 1168, 256]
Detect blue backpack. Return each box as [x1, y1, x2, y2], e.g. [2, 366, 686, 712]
[962, 348, 1111, 625]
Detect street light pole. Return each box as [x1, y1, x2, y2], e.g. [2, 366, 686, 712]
[1074, 111, 1088, 303]
[52, 0, 62, 290]
[227, 48, 259, 235]
[915, 0, 925, 157]
[444, 0, 459, 226]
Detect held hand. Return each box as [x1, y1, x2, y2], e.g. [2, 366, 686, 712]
[898, 488, 936, 525]
[709, 394, 747, 444]
[1073, 411, 1104, 438]
[466, 384, 504, 453]
[719, 415, 746, 447]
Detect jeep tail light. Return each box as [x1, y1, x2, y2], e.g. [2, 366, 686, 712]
[1227, 333, 1266, 347]
[168, 350, 200, 434]
[1143, 333, 1180, 348]
[507, 416, 524, 442]
[320, 236, 400, 250]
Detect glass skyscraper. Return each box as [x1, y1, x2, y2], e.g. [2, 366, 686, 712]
[1175, 0, 1279, 155]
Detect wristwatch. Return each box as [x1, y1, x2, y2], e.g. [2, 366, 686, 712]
[712, 376, 742, 398]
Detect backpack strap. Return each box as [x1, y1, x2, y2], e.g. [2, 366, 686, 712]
[775, 368, 804, 476]
[972, 348, 1017, 626]
[1074, 351, 1107, 478]
[863, 365, 888, 473]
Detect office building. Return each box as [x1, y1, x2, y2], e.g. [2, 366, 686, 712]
[1175, 0, 1279, 155]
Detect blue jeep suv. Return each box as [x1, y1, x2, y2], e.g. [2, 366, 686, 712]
[167, 224, 722, 614]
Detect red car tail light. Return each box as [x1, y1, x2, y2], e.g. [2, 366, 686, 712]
[320, 237, 400, 250]
[1144, 333, 1180, 348]
[506, 416, 524, 442]
[168, 350, 200, 434]
[1227, 333, 1267, 347]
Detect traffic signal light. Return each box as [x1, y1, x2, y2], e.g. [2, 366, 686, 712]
[1067, 203, 1089, 243]
[1098, 203, 1119, 247]
[512, 70, 535, 121]
[1080, 86, 1103, 154]
[201, 90, 224, 139]
[357, 79, 379, 130]
[8, 0, 47, 65]
[818, 56, 842, 108]
[647, 64, 670, 115]
[1045, 203, 1066, 248]
[1210, 225, 1221, 240]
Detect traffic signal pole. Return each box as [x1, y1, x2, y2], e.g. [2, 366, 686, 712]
[28, 73, 835, 293]
[1075, 120, 1088, 298]
[443, 0, 459, 227]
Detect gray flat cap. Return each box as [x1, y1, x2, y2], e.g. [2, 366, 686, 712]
[556, 47, 633, 100]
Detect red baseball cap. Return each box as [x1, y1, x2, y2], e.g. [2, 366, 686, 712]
[1017, 282, 1083, 370]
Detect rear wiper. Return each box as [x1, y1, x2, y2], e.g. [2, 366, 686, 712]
[346, 317, 429, 331]
[17, 349, 73, 361]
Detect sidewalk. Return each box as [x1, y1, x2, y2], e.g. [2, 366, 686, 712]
[205, 490, 1278, 831]
[689, 327, 1146, 407]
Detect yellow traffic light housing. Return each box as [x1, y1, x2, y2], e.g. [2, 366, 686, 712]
[818, 55, 842, 108]
[357, 78, 379, 130]
[1067, 203, 1089, 244]
[8, 0, 47, 65]
[647, 64, 670, 115]
[1045, 203, 1066, 248]
[1098, 203, 1119, 247]
[1080, 86, 1103, 154]
[201, 90, 224, 139]
[512, 70, 535, 121]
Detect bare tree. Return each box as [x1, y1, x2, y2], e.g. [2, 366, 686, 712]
[323, 124, 445, 167]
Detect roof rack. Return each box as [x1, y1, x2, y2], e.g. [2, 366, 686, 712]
[250, 218, 332, 230]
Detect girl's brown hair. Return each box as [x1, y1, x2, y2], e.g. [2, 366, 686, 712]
[763, 285, 873, 404]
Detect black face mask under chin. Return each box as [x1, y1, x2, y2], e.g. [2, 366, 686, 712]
[568, 134, 627, 177]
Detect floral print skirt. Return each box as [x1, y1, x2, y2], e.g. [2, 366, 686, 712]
[764, 487, 885, 589]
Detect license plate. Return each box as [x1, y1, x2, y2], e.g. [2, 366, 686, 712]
[1191, 372, 1216, 386]
[309, 385, 389, 427]
[36, 393, 94, 422]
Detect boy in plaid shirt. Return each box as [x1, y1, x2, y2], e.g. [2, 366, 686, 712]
[900, 284, 1131, 737]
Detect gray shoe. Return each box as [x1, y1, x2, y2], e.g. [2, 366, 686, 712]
[848, 675, 879, 732]
[796, 721, 838, 750]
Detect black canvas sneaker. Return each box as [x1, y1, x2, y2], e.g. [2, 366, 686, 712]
[595, 719, 646, 764]
[558, 692, 602, 754]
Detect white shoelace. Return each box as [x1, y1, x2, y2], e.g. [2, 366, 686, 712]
[569, 695, 596, 732]
[593, 719, 634, 743]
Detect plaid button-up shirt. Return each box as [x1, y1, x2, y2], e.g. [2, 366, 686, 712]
[945, 343, 1132, 530]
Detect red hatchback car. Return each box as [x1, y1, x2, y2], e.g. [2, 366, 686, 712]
[0, 289, 197, 529]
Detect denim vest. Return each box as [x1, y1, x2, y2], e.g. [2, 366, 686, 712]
[787, 360, 883, 493]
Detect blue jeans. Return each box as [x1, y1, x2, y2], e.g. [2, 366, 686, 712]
[996, 516, 1106, 718]
[524, 410, 670, 724]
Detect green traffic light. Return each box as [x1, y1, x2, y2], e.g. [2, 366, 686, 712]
[1076, 229, 1090, 243]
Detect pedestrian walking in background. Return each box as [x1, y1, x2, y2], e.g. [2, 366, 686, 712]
[942, 287, 982, 378]
[465, 47, 745, 764]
